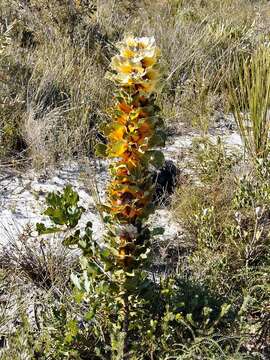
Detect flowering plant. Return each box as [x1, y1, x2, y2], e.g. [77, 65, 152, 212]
[96, 35, 165, 269]
[36, 36, 166, 358]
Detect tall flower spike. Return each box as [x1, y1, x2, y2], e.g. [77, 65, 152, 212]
[97, 36, 165, 269]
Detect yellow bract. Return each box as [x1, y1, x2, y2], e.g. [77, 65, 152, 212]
[109, 140, 128, 157]
[110, 36, 160, 93]
[108, 124, 126, 141]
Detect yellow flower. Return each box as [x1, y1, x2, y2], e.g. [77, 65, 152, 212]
[111, 56, 145, 75]
[120, 36, 156, 52]
[110, 36, 160, 93]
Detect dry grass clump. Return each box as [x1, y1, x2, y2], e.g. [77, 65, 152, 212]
[228, 45, 270, 160]
[0, 236, 73, 293]
[0, 0, 111, 167]
[22, 39, 110, 168]
[172, 138, 239, 241]
[129, 0, 264, 132]
[0, 226, 79, 357]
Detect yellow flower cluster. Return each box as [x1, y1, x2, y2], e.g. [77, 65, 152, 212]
[100, 35, 164, 268]
[110, 36, 160, 93]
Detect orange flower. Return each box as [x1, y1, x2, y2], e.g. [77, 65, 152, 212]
[118, 102, 132, 113]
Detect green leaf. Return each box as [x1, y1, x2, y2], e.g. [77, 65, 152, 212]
[65, 320, 78, 344]
[86, 221, 93, 228]
[62, 230, 81, 247]
[84, 310, 95, 321]
[78, 239, 87, 249]
[145, 150, 165, 169]
[104, 262, 113, 271]
[148, 132, 166, 147]
[151, 227, 165, 236]
[80, 256, 89, 270]
[109, 139, 127, 157]
[126, 271, 135, 277]
[220, 303, 231, 318]
[36, 223, 61, 235]
[103, 215, 111, 223]
[95, 143, 107, 157]
[42, 185, 84, 228]
[64, 184, 79, 205]
[87, 262, 100, 276]
[100, 248, 110, 259]
[83, 270, 91, 293]
[73, 288, 84, 304]
[151, 150, 165, 168]
[46, 192, 61, 207]
[44, 207, 66, 225]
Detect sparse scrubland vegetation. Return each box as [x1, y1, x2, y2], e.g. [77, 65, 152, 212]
[0, 0, 270, 359]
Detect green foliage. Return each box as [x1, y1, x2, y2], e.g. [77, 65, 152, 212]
[173, 131, 270, 358]
[31, 182, 244, 359]
[37, 185, 85, 233]
[3, 159, 269, 358]
[191, 136, 240, 184]
[144, 150, 165, 169]
[3, 273, 238, 359]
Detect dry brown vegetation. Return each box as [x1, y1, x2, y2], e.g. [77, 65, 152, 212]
[1, 0, 269, 166]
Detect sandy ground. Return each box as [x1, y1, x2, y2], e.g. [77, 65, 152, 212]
[0, 128, 242, 248]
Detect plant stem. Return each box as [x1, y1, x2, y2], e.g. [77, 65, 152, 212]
[123, 292, 130, 360]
